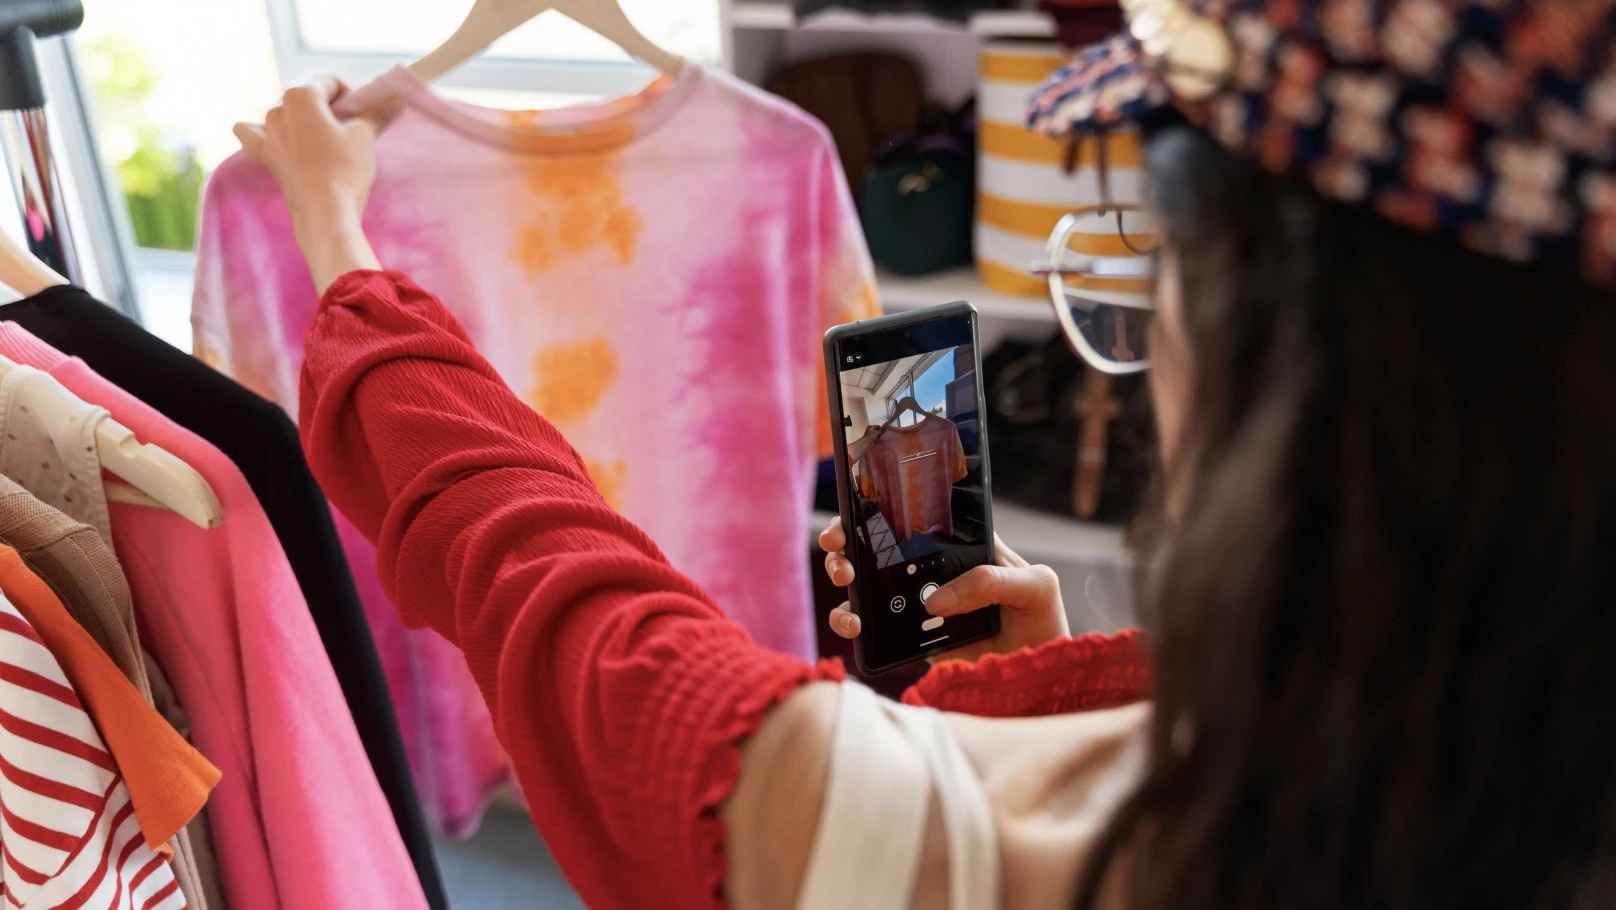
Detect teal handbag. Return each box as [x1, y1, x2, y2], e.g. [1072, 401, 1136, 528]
[861, 134, 975, 276]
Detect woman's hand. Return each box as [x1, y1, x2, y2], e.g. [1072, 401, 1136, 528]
[234, 76, 382, 293]
[819, 517, 1070, 664]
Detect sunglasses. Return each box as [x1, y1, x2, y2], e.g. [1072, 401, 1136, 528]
[1030, 204, 1161, 375]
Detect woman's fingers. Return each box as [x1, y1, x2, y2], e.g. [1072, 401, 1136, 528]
[282, 75, 350, 119]
[829, 603, 861, 639]
[823, 550, 855, 587]
[818, 516, 846, 553]
[924, 563, 1061, 617]
[820, 516, 855, 587]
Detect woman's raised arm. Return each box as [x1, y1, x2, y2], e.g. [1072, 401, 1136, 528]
[238, 80, 844, 910]
[300, 267, 842, 908]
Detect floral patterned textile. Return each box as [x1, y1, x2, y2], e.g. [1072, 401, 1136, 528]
[1027, 0, 1616, 287]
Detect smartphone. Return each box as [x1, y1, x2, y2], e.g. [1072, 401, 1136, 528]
[824, 302, 1000, 675]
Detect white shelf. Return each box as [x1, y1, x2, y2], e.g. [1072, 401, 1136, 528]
[993, 500, 1128, 562]
[731, 3, 1056, 38]
[731, 1, 797, 29]
[878, 266, 1055, 324]
[968, 9, 1060, 38]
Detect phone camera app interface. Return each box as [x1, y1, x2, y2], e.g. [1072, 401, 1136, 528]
[838, 314, 992, 668]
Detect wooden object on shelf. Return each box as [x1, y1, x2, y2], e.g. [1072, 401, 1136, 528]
[1071, 368, 1120, 519]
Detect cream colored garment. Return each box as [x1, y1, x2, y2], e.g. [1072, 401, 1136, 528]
[0, 364, 116, 547]
[796, 683, 1001, 910]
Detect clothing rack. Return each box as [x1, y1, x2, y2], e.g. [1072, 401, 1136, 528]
[0, 0, 85, 284]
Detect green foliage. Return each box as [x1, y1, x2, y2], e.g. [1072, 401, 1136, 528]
[117, 140, 202, 251]
[84, 33, 201, 251]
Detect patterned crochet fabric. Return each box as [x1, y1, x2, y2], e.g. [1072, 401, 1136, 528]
[903, 629, 1151, 717]
[1027, 0, 1616, 287]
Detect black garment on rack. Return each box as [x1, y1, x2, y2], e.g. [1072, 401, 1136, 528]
[0, 286, 449, 910]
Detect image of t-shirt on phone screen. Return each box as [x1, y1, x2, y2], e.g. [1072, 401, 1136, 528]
[856, 416, 968, 560]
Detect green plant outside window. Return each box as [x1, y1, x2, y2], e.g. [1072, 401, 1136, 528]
[86, 34, 203, 252]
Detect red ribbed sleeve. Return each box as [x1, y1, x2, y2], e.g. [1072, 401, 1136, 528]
[904, 631, 1151, 717]
[298, 271, 844, 910]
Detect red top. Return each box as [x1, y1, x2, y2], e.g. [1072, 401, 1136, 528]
[298, 270, 1150, 910]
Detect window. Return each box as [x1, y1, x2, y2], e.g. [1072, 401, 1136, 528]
[81, 0, 281, 254]
[76, 0, 281, 344]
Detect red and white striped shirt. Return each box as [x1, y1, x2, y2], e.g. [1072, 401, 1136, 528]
[0, 591, 186, 909]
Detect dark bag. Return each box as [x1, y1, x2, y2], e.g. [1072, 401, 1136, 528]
[861, 132, 975, 275]
[1038, 0, 1125, 46]
[768, 53, 926, 203]
[981, 336, 1155, 524]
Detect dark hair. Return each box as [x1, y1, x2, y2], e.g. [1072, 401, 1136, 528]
[1077, 124, 1616, 910]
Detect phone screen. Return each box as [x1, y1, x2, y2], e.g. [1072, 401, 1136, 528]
[833, 310, 998, 673]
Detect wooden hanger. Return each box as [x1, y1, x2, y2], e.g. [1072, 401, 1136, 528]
[0, 222, 67, 298]
[0, 358, 223, 529]
[410, 0, 683, 84]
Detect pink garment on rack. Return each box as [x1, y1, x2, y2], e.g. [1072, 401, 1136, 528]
[0, 325, 428, 910]
[191, 63, 878, 834]
[334, 508, 510, 835]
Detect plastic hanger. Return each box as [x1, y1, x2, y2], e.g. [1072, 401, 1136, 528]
[409, 0, 683, 83]
[881, 396, 933, 430]
[0, 357, 223, 529]
[0, 219, 68, 298]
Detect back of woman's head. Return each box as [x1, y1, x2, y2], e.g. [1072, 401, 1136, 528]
[1083, 123, 1616, 909]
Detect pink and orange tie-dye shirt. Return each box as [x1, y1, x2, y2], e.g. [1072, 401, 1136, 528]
[858, 417, 968, 542]
[191, 63, 879, 834]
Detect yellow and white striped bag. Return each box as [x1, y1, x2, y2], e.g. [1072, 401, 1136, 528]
[976, 42, 1147, 296]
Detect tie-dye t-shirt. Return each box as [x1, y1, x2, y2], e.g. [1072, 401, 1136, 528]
[857, 417, 968, 542]
[191, 63, 879, 834]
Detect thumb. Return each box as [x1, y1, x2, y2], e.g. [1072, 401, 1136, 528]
[924, 564, 1060, 617]
[232, 122, 267, 162]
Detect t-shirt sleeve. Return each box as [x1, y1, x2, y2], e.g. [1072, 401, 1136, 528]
[854, 449, 877, 500]
[190, 154, 315, 409]
[812, 144, 881, 461]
